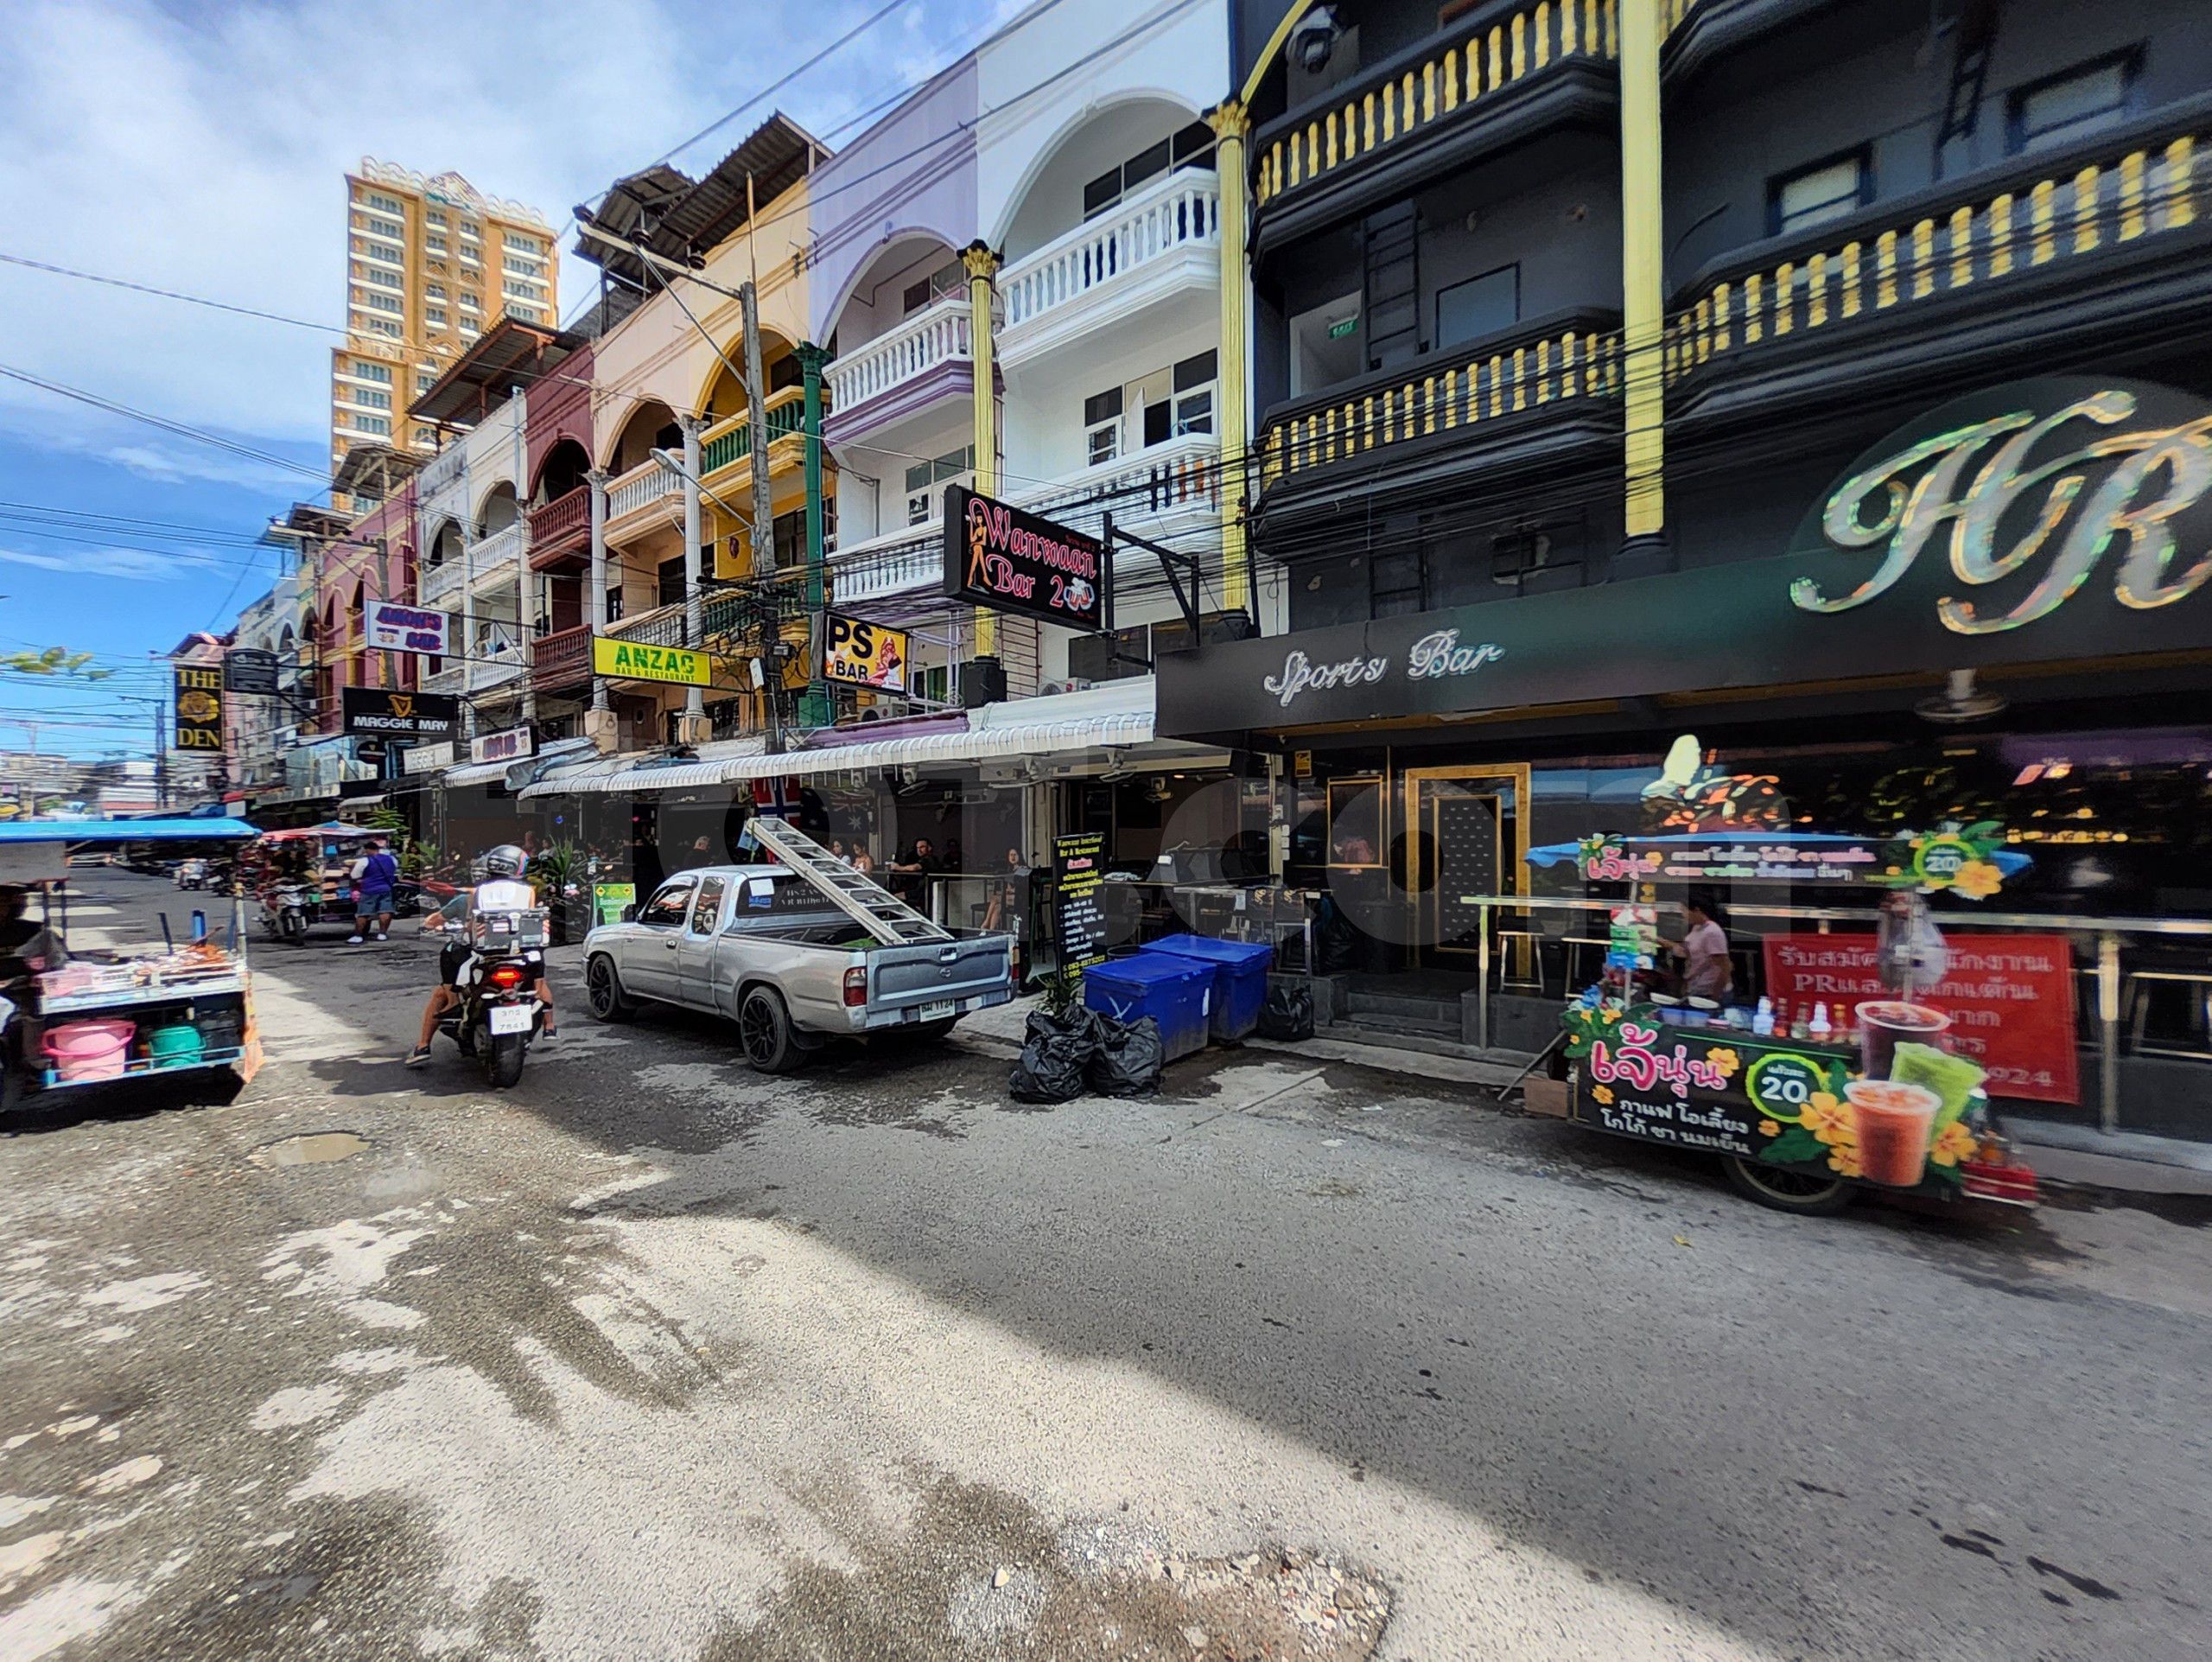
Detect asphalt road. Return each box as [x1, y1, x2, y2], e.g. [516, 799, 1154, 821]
[3, 870, 2209, 1662]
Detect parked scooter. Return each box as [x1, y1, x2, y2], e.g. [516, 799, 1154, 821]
[439, 903, 548, 1087]
[258, 879, 314, 945]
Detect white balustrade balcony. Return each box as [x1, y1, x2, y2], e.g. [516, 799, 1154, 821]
[602, 455, 683, 538]
[998, 173, 1219, 366]
[824, 295, 972, 426]
[416, 443, 467, 500]
[465, 523, 525, 589]
[418, 555, 464, 606]
[467, 625, 522, 692]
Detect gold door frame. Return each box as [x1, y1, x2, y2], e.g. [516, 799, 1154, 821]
[1402, 763, 1533, 969]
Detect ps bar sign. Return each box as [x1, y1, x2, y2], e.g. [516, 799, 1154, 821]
[942, 484, 1108, 631]
[341, 686, 459, 739]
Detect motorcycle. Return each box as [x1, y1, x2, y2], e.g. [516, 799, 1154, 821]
[174, 857, 208, 890]
[438, 906, 548, 1088]
[258, 881, 314, 946]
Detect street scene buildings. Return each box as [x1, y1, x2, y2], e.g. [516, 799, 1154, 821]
[8, 2, 2212, 1659]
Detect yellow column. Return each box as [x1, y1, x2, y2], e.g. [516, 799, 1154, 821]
[1211, 99, 1253, 613]
[963, 239, 1001, 657]
[1618, 0, 1665, 543]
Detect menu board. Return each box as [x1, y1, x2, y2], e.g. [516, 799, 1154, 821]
[1052, 831, 1109, 971]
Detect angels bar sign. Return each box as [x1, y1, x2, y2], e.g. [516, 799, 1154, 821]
[1792, 377, 2212, 635]
[941, 484, 1108, 631]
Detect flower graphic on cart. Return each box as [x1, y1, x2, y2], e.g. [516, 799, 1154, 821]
[1952, 859, 2004, 900]
[1590, 1084, 1616, 1106]
[1826, 1144, 1866, 1179]
[1758, 1118, 1781, 1137]
[1929, 1121, 1979, 1168]
[1801, 1091, 1853, 1146]
[1704, 1047, 1741, 1082]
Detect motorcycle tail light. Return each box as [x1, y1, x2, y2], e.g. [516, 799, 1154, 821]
[842, 967, 868, 1007]
[486, 963, 526, 990]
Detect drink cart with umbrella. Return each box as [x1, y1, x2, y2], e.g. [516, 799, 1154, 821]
[0, 817, 264, 1113]
[238, 822, 378, 945]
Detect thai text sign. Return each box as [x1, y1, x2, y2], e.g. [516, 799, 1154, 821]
[943, 484, 1107, 631]
[1052, 830, 1109, 970]
[365, 601, 450, 657]
[593, 638, 714, 687]
[174, 665, 224, 752]
[1763, 933, 2077, 1105]
[823, 613, 909, 694]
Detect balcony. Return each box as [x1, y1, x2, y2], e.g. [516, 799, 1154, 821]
[998, 174, 1220, 368]
[1663, 105, 2212, 428]
[823, 296, 972, 447]
[1250, 0, 1617, 258]
[418, 555, 464, 607]
[468, 625, 522, 694]
[830, 432, 1224, 608]
[699, 386, 808, 492]
[528, 486, 590, 570]
[532, 622, 592, 693]
[601, 455, 683, 543]
[467, 522, 525, 587]
[1253, 310, 1622, 524]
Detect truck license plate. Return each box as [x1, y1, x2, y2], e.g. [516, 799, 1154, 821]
[916, 1001, 957, 1022]
[488, 1004, 534, 1035]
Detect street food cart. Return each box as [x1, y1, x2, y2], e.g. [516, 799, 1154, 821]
[1535, 828, 2041, 1214]
[0, 818, 262, 1112]
[239, 822, 376, 944]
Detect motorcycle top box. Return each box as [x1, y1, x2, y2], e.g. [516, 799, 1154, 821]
[469, 907, 549, 952]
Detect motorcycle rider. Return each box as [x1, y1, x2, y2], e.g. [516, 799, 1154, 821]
[406, 844, 556, 1066]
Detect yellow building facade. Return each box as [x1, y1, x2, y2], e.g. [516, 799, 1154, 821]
[330, 159, 559, 471]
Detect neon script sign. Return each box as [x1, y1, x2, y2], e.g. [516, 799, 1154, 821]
[1263, 628, 1503, 710]
[942, 484, 1105, 631]
[1794, 386, 2212, 635]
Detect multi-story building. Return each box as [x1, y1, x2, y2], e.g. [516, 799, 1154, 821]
[330, 159, 559, 472]
[1147, 0, 2212, 1115]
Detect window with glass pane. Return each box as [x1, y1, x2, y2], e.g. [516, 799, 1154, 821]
[1085, 388, 1123, 464]
[1435, 264, 1520, 348]
[2010, 53, 2136, 154]
[1172, 352, 1216, 438]
[1370, 547, 1426, 617]
[354, 360, 392, 383]
[1770, 153, 1868, 235]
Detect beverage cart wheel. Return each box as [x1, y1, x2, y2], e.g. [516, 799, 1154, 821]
[1721, 1156, 1855, 1217]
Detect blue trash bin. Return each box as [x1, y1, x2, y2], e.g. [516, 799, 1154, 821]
[1083, 955, 1213, 1064]
[1142, 934, 1276, 1043]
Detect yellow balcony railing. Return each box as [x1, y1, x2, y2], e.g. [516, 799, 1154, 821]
[1665, 127, 2204, 383]
[1255, 0, 1618, 210]
[1258, 319, 1621, 490]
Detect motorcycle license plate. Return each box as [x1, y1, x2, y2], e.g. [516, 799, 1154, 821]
[916, 1001, 957, 1022]
[488, 1004, 535, 1035]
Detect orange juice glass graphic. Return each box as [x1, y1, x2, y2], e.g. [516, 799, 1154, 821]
[1844, 1079, 1944, 1187]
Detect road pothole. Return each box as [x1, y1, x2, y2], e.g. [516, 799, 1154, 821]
[251, 1131, 368, 1168]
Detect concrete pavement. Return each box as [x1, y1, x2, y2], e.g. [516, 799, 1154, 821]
[3, 870, 2209, 1662]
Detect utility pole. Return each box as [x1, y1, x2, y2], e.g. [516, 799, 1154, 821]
[678, 413, 707, 745]
[741, 280, 779, 739]
[797, 341, 832, 729]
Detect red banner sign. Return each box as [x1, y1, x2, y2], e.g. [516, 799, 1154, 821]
[1762, 933, 2078, 1105]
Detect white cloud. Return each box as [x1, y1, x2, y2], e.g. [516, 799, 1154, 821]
[0, 544, 226, 580]
[0, 0, 967, 460]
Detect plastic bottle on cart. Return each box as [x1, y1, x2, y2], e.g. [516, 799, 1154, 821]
[1808, 1002, 1833, 1043]
[1752, 997, 1776, 1038]
[1789, 1003, 1812, 1041]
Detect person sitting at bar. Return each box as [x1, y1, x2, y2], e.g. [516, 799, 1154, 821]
[1663, 889, 1735, 1003]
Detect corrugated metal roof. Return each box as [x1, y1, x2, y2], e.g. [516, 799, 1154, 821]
[578, 115, 830, 289]
[409, 320, 582, 427]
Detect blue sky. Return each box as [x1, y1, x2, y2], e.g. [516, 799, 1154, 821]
[0, 0, 1005, 757]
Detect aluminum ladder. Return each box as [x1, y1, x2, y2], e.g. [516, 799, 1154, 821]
[743, 816, 953, 946]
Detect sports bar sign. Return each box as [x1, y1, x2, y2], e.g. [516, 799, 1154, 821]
[942, 483, 1107, 631]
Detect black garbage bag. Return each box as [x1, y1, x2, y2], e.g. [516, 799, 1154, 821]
[1257, 981, 1316, 1041]
[1009, 1009, 1099, 1104]
[1086, 1015, 1164, 1096]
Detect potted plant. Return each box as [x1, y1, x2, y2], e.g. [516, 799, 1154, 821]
[531, 842, 582, 944]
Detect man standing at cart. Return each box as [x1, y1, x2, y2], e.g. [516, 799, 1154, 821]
[347, 838, 401, 945]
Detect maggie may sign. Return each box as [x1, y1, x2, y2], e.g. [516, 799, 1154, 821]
[1794, 378, 2212, 635]
[941, 484, 1107, 631]
[1263, 628, 1503, 710]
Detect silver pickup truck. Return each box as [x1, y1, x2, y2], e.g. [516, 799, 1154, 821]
[580, 860, 1014, 1072]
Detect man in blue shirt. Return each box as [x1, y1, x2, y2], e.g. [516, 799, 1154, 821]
[348, 838, 402, 944]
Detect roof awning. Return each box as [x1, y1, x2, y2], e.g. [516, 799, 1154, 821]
[442, 760, 514, 787]
[727, 708, 1156, 781]
[515, 754, 631, 800]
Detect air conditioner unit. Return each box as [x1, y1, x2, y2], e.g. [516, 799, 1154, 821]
[1038, 678, 1096, 697]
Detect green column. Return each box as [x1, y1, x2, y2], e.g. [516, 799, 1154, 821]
[797, 340, 833, 729]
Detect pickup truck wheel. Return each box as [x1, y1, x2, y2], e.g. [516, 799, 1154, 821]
[587, 955, 635, 1022]
[738, 987, 806, 1074]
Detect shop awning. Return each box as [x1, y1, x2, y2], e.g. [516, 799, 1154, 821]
[518, 737, 770, 798]
[723, 707, 1156, 781]
[516, 754, 631, 800]
[442, 759, 516, 788]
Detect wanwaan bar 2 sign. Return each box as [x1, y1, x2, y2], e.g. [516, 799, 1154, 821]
[942, 484, 1108, 631]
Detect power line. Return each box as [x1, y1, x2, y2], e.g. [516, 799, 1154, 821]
[0, 362, 327, 483]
